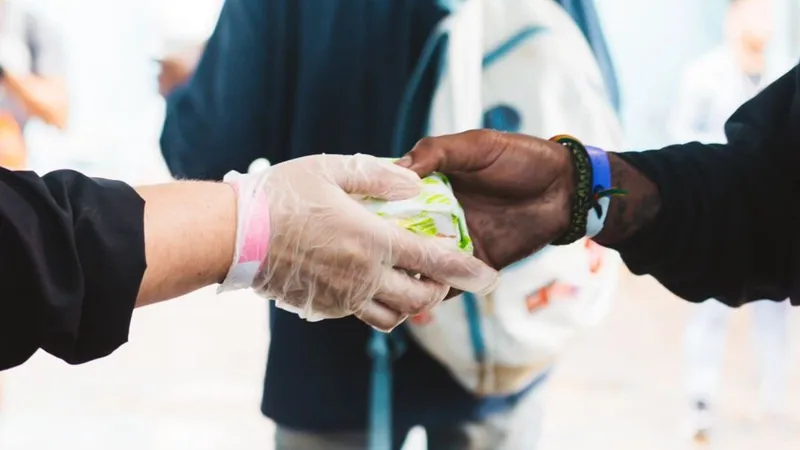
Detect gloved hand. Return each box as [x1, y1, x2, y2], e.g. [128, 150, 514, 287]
[221, 154, 498, 331]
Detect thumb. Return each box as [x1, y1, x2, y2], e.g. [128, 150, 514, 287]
[332, 154, 422, 201]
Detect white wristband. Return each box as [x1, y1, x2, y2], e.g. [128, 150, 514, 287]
[585, 196, 609, 238]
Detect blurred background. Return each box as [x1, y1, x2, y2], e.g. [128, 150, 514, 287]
[1, 0, 800, 448]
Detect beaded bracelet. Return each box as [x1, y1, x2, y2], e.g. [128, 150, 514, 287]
[550, 135, 592, 245]
[549, 135, 627, 245]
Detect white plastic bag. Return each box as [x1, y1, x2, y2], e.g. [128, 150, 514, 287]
[357, 171, 472, 254]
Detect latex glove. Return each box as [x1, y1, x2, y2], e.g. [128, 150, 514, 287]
[220, 154, 499, 331]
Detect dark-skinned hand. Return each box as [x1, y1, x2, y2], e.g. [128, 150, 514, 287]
[396, 130, 575, 272]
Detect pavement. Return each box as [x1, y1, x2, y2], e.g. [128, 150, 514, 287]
[2, 272, 799, 449]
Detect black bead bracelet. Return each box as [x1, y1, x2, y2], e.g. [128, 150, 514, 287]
[550, 135, 593, 246]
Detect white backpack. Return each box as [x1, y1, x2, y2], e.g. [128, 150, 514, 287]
[404, 0, 624, 397]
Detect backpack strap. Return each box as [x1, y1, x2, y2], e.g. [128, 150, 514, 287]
[368, 9, 453, 449]
[462, 292, 487, 366]
[367, 329, 407, 450]
[557, 0, 621, 111]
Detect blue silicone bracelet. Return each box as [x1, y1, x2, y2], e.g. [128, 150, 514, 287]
[586, 146, 611, 192]
[585, 146, 611, 237]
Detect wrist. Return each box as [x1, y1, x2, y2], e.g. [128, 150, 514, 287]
[218, 172, 271, 292]
[548, 139, 576, 242]
[550, 135, 591, 245]
[594, 153, 661, 246]
[584, 146, 613, 237]
[212, 182, 239, 284]
[550, 136, 624, 245]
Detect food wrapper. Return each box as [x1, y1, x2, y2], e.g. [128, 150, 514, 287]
[356, 169, 473, 254]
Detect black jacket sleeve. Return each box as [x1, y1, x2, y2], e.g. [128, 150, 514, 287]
[0, 168, 147, 370]
[610, 64, 800, 307]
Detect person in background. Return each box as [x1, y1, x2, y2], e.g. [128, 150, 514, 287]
[160, 0, 619, 448]
[668, 0, 792, 443]
[160, 3, 475, 448]
[0, 0, 68, 169]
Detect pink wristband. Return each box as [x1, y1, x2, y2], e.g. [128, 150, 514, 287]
[220, 181, 271, 291]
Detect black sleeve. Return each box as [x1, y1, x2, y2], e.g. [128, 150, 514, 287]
[610, 64, 800, 307]
[0, 169, 146, 370]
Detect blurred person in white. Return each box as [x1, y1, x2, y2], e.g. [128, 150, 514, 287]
[0, 0, 67, 413]
[152, 0, 220, 99]
[0, 0, 67, 170]
[669, 0, 794, 443]
[155, 39, 205, 98]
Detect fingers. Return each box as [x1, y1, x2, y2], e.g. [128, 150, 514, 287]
[330, 154, 422, 201]
[356, 300, 406, 332]
[395, 130, 506, 177]
[391, 229, 499, 295]
[374, 268, 449, 315]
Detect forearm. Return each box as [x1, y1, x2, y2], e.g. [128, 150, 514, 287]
[591, 66, 800, 305]
[593, 142, 792, 305]
[3, 72, 68, 128]
[0, 170, 241, 369]
[135, 181, 237, 307]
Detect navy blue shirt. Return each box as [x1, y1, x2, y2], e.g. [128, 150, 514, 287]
[160, 0, 524, 432]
